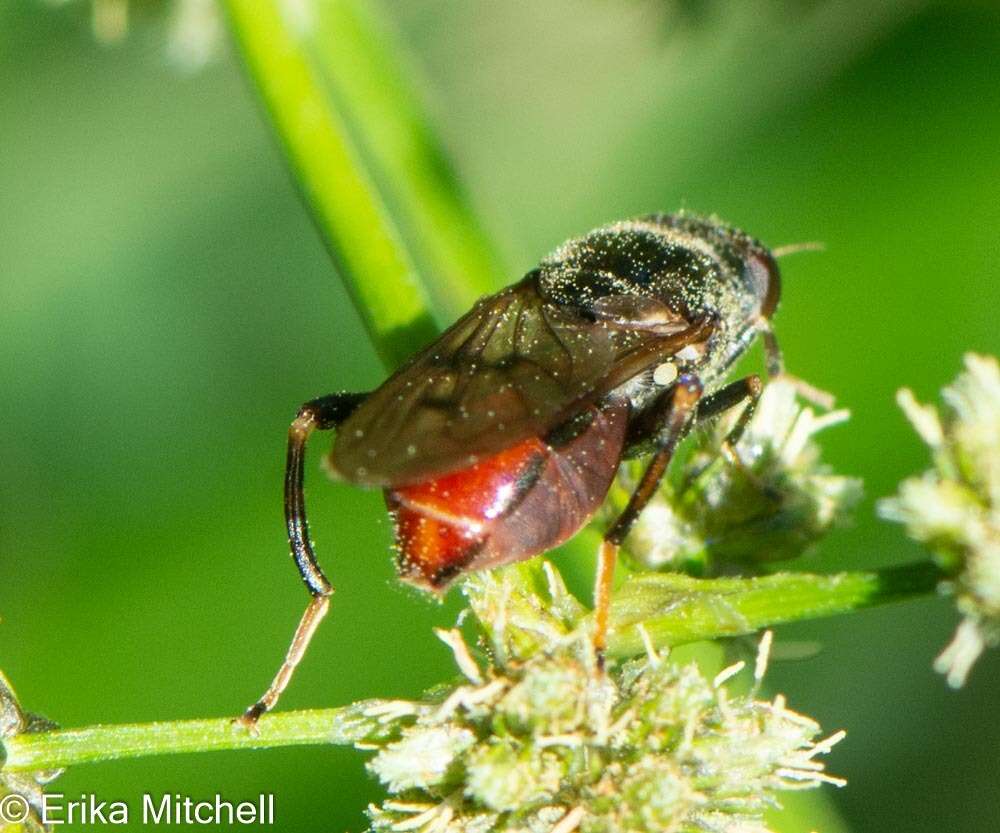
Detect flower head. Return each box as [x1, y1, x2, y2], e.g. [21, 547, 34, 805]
[364, 629, 843, 833]
[880, 354, 1000, 686]
[616, 377, 861, 573]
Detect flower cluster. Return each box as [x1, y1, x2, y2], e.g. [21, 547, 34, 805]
[879, 353, 1000, 686]
[616, 377, 861, 573]
[48, 0, 223, 69]
[363, 625, 843, 833]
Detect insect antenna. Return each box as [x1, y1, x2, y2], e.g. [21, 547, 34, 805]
[772, 241, 825, 258]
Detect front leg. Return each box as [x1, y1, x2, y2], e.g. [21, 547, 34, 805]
[239, 391, 368, 727]
[696, 375, 763, 464]
[691, 374, 789, 503]
[759, 319, 835, 409]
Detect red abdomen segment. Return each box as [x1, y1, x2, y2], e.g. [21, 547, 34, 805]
[386, 401, 629, 589]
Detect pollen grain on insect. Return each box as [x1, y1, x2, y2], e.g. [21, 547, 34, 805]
[653, 361, 678, 386]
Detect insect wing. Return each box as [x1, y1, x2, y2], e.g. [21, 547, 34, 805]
[331, 277, 706, 486]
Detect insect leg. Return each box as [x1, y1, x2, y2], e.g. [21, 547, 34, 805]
[594, 375, 704, 667]
[697, 375, 763, 465]
[239, 392, 367, 727]
[759, 320, 784, 378]
[759, 320, 835, 409]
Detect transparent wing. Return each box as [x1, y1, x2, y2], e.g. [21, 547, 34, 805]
[331, 276, 709, 486]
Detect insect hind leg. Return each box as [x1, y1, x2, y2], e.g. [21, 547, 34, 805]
[238, 392, 367, 728]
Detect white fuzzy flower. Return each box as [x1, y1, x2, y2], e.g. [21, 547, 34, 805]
[617, 377, 861, 571]
[879, 353, 1000, 686]
[365, 631, 843, 833]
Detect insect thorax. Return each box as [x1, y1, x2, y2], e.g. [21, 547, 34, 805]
[537, 213, 772, 392]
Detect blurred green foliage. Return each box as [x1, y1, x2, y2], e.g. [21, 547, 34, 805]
[1, 2, 998, 831]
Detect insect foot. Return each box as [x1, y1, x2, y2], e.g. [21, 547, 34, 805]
[880, 353, 1000, 687]
[363, 629, 844, 833]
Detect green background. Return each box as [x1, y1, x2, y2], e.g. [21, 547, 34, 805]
[1, 1, 998, 830]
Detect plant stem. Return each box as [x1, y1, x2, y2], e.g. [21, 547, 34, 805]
[2, 562, 943, 775]
[224, 0, 507, 366]
[312, 0, 505, 317]
[224, 0, 437, 368]
[605, 561, 944, 659]
[2, 702, 396, 774]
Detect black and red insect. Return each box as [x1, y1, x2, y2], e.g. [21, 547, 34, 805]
[240, 211, 788, 724]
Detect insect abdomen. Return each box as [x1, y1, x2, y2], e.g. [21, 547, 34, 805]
[387, 401, 629, 589]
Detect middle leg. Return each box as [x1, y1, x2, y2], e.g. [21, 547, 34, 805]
[593, 374, 704, 666]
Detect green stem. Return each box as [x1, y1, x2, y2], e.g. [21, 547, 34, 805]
[2, 562, 941, 774]
[2, 702, 396, 774]
[312, 0, 505, 317]
[223, 0, 437, 368]
[605, 561, 944, 659]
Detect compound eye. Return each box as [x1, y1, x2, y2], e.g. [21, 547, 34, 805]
[747, 251, 781, 319]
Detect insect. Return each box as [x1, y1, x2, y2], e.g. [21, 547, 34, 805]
[240, 211, 788, 725]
